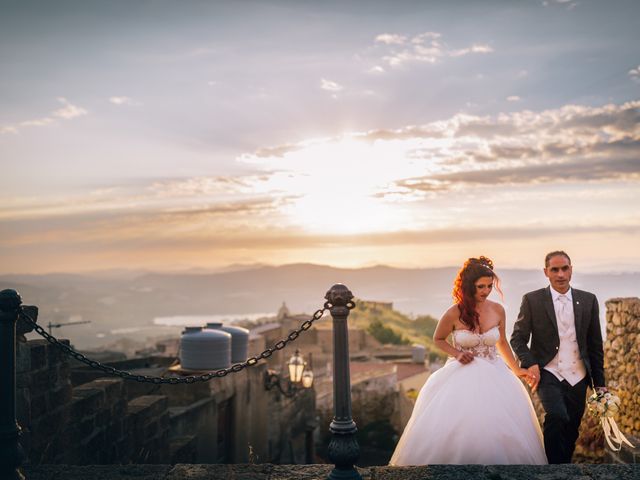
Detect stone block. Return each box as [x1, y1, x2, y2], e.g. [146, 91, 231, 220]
[96, 407, 111, 427]
[47, 339, 70, 366]
[16, 387, 31, 426]
[128, 395, 169, 424]
[89, 377, 124, 404]
[32, 369, 53, 391]
[24, 465, 173, 480]
[82, 428, 106, 454]
[49, 383, 73, 408]
[57, 361, 72, 385]
[16, 370, 32, 388]
[28, 340, 48, 370]
[78, 415, 96, 439]
[31, 393, 48, 419]
[72, 387, 106, 418]
[142, 420, 158, 439]
[169, 435, 198, 464]
[111, 398, 127, 417]
[16, 341, 31, 373]
[159, 411, 170, 430]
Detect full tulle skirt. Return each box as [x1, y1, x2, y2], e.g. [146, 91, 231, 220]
[390, 356, 547, 465]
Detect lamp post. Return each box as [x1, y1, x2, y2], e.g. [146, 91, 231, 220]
[326, 284, 361, 480]
[264, 349, 314, 397]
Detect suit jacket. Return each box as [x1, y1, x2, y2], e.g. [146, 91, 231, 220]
[510, 286, 605, 388]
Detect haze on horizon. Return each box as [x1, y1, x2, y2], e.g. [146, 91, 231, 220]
[1, 0, 639, 275]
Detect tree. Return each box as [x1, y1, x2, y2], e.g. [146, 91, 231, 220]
[367, 319, 409, 345]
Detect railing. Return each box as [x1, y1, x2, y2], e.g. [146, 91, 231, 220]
[0, 285, 362, 480]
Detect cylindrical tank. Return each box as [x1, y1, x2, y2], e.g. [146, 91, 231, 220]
[180, 326, 231, 370]
[412, 343, 426, 364]
[206, 322, 250, 363]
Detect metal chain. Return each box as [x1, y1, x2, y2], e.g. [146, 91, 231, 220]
[18, 303, 336, 384]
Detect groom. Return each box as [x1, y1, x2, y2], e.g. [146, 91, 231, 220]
[510, 251, 605, 464]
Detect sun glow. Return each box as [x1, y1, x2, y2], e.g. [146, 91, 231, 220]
[244, 137, 425, 234]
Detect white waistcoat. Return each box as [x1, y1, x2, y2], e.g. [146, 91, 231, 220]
[543, 289, 587, 386]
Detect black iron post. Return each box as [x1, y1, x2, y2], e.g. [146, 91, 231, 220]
[0, 289, 26, 480]
[326, 284, 361, 480]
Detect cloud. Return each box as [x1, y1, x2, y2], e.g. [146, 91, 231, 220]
[52, 97, 88, 119]
[109, 96, 140, 106]
[506, 96, 521, 102]
[543, 0, 579, 9]
[629, 65, 640, 83]
[450, 44, 494, 57]
[368, 65, 385, 74]
[387, 101, 640, 195]
[0, 126, 19, 135]
[375, 33, 407, 45]
[1, 97, 87, 135]
[373, 31, 493, 67]
[244, 100, 640, 202]
[254, 143, 304, 158]
[19, 117, 55, 127]
[320, 78, 344, 93]
[0, 174, 280, 222]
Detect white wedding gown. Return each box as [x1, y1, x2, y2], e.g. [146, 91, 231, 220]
[390, 326, 547, 465]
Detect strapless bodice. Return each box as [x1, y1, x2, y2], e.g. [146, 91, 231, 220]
[452, 325, 500, 361]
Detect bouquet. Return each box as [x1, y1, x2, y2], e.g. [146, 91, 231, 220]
[587, 389, 634, 451]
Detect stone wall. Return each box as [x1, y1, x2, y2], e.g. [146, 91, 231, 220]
[571, 298, 640, 462]
[16, 340, 170, 465]
[604, 298, 640, 436]
[16, 339, 73, 464]
[15, 337, 315, 466]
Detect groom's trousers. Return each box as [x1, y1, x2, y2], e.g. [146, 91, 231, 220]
[537, 369, 588, 464]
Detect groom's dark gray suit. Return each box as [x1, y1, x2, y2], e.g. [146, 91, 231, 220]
[511, 286, 605, 463]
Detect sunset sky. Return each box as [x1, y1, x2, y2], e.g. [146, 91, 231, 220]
[1, 0, 639, 274]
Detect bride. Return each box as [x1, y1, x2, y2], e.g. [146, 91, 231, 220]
[390, 256, 547, 465]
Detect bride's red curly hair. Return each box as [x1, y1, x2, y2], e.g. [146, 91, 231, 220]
[453, 256, 503, 331]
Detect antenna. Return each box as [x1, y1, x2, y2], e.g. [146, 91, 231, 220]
[47, 320, 91, 334]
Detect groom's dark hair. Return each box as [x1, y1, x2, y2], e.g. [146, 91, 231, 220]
[544, 250, 571, 267]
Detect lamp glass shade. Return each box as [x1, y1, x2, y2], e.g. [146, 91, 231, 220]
[288, 351, 305, 383]
[301, 370, 314, 389]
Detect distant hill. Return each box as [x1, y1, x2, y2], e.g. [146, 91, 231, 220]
[1, 263, 637, 349]
[350, 300, 442, 356]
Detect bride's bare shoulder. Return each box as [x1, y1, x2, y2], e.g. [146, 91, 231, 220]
[486, 299, 505, 314]
[441, 304, 460, 320]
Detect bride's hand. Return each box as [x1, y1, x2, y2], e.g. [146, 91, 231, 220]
[455, 350, 474, 364]
[515, 368, 538, 391]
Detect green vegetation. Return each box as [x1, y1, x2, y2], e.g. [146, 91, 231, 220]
[367, 319, 410, 345]
[348, 300, 446, 360]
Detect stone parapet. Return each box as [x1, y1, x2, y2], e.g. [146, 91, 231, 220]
[22, 463, 640, 480]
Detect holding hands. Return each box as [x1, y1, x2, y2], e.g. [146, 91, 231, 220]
[523, 365, 541, 392]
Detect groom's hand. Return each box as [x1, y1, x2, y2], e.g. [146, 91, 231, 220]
[527, 365, 541, 392]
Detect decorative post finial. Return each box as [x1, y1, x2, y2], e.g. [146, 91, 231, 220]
[0, 289, 22, 312]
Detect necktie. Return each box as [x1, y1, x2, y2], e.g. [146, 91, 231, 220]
[557, 295, 572, 330]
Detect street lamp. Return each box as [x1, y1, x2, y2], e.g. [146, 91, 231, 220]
[265, 349, 314, 397]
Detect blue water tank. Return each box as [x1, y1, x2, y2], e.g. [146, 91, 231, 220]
[206, 322, 250, 363]
[180, 326, 231, 370]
